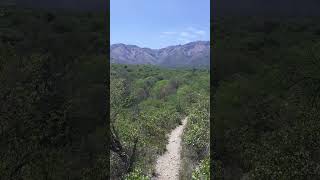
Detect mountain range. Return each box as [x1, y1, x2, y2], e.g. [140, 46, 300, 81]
[110, 41, 210, 68]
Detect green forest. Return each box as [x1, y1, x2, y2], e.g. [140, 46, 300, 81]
[3, 4, 320, 180]
[212, 17, 320, 179]
[0, 7, 108, 179]
[0, 7, 210, 180]
[110, 64, 210, 179]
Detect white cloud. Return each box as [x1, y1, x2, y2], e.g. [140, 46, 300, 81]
[186, 27, 206, 36]
[162, 31, 177, 35]
[160, 26, 207, 44]
[180, 31, 197, 38]
[195, 30, 206, 35]
[180, 32, 189, 37]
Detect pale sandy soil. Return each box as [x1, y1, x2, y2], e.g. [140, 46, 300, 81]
[152, 117, 188, 180]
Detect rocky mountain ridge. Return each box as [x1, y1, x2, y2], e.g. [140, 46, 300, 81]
[111, 41, 210, 67]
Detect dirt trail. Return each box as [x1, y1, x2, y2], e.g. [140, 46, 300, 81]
[153, 117, 188, 180]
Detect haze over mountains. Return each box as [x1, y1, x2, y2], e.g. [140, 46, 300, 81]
[111, 41, 210, 68]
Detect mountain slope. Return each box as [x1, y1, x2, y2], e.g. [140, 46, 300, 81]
[110, 41, 210, 67]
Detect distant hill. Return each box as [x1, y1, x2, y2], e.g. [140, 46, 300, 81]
[110, 41, 210, 68]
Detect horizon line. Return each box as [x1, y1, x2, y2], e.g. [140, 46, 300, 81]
[110, 40, 210, 50]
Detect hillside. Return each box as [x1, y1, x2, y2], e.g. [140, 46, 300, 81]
[110, 64, 210, 179]
[110, 41, 210, 68]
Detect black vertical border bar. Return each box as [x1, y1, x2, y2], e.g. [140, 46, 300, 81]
[210, 0, 215, 178]
[105, 0, 111, 178]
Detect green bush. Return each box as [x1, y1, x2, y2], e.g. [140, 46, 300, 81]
[110, 64, 209, 178]
[124, 169, 150, 180]
[192, 157, 210, 180]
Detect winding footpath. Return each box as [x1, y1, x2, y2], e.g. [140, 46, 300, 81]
[153, 117, 188, 180]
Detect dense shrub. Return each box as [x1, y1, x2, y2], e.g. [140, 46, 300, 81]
[192, 157, 210, 180]
[110, 64, 209, 179]
[179, 72, 210, 180]
[213, 17, 320, 179]
[0, 8, 107, 179]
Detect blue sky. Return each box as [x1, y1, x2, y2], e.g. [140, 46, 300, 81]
[111, 0, 210, 49]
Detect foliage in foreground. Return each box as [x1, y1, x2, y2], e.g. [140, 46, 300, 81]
[110, 64, 209, 179]
[178, 70, 210, 180]
[0, 8, 107, 179]
[213, 17, 320, 179]
[192, 157, 210, 180]
[123, 168, 150, 180]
